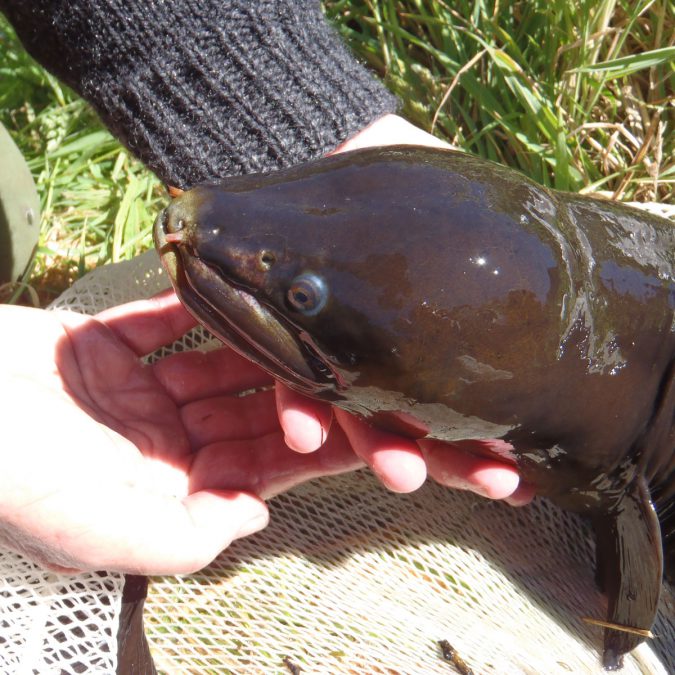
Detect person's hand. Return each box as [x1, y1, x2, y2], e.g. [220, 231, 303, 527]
[275, 114, 533, 506]
[0, 294, 362, 575]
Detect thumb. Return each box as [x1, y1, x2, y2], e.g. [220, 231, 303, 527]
[66, 488, 269, 575]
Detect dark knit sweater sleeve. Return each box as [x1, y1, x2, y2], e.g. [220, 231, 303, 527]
[0, 0, 397, 188]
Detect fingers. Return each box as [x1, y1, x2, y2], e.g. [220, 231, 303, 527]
[183, 377, 531, 506]
[189, 426, 364, 500]
[332, 409, 532, 504]
[335, 409, 427, 493]
[419, 439, 533, 505]
[153, 347, 273, 405]
[95, 290, 197, 356]
[275, 383, 333, 452]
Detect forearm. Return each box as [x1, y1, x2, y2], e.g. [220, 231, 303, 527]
[1, 0, 397, 187]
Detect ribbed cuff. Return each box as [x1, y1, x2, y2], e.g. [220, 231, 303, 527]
[2, 0, 398, 187]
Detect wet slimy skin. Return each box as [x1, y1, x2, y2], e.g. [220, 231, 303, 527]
[155, 146, 674, 669]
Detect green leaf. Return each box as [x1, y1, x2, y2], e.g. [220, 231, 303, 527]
[571, 47, 675, 78]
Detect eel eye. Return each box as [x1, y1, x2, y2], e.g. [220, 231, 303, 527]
[287, 273, 328, 316]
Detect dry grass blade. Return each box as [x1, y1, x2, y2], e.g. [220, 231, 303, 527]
[431, 48, 487, 133]
[581, 617, 655, 639]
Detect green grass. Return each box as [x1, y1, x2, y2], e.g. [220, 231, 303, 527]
[324, 0, 674, 194]
[0, 17, 163, 304]
[1, 1, 673, 305]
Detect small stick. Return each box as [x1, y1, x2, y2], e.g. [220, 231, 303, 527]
[282, 656, 302, 674]
[167, 185, 184, 198]
[438, 640, 474, 675]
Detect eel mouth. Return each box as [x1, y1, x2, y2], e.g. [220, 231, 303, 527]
[153, 211, 339, 396]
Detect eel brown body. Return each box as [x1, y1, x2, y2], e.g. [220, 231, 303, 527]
[153, 146, 674, 669]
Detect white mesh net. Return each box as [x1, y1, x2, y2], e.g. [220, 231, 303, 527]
[0, 557, 122, 673]
[1, 244, 673, 674]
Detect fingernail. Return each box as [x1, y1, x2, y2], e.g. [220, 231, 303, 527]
[469, 484, 490, 498]
[504, 484, 535, 507]
[284, 433, 312, 453]
[436, 471, 475, 493]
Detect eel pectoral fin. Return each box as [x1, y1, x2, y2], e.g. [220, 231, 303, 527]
[593, 477, 663, 670]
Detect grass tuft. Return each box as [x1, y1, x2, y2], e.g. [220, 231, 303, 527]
[324, 0, 674, 197]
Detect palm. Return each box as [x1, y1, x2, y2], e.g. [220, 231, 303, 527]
[57, 309, 193, 466]
[0, 296, 359, 574]
[52, 302, 272, 481]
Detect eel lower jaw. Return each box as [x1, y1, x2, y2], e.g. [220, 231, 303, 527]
[156, 242, 339, 396]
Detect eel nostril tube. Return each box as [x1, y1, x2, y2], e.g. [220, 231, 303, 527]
[164, 214, 186, 241]
[165, 230, 185, 244]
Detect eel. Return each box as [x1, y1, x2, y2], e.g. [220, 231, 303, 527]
[153, 145, 674, 669]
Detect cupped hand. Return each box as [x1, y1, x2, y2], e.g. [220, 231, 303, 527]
[0, 293, 362, 575]
[275, 113, 533, 506]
